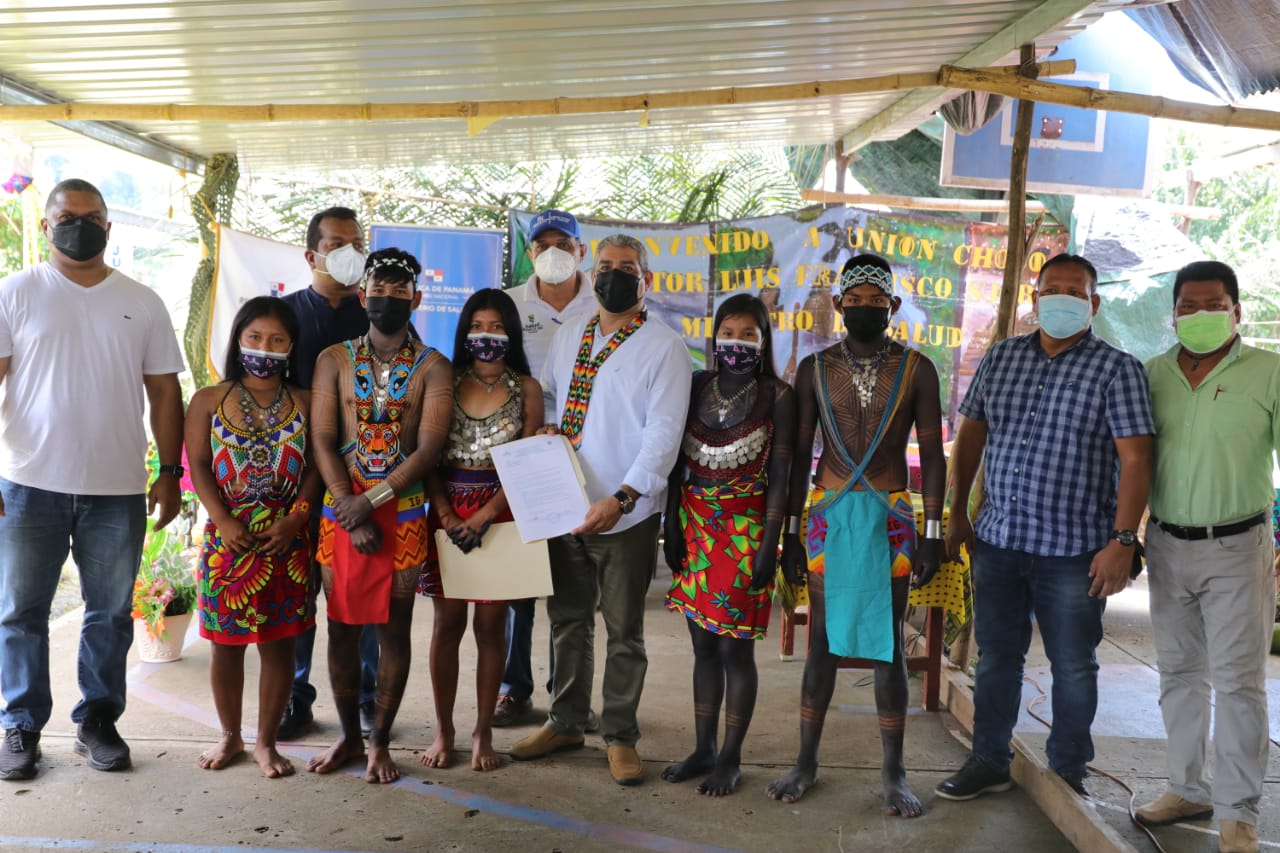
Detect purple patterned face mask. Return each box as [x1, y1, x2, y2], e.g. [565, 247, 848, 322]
[240, 346, 288, 379]
[465, 333, 509, 363]
[714, 338, 763, 374]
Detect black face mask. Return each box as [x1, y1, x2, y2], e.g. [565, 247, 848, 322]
[843, 305, 891, 343]
[593, 269, 641, 314]
[365, 296, 414, 335]
[50, 217, 108, 262]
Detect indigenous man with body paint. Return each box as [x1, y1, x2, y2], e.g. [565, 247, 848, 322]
[766, 253, 945, 816]
[305, 248, 453, 784]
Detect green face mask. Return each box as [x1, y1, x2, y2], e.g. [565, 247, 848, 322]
[1175, 310, 1234, 354]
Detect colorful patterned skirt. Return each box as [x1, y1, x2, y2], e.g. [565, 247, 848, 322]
[198, 502, 313, 645]
[418, 467, 514, 602]
[665, 477, 773, 640]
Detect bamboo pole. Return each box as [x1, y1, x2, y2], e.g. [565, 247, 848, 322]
[993, 46, 1039, 343]
[801, 189, 1220, 220]
[804, 190, 1048, 215]
[941, 66, 1280, 132]
[0, 60, 1078, 124]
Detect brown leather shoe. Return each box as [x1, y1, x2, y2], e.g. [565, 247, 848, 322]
[1219, 819, 1259, 853]
[607, 744, 644, 786]
[509, 724, 584, 761]
[1135, 792, 1214, 826]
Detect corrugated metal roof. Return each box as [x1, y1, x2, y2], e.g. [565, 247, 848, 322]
[0, 1, 1142, 172]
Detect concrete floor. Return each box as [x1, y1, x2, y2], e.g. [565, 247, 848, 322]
[0, 571, 1078, 853]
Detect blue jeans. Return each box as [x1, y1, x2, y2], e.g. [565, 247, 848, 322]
[970, 538, 1105, 780]
[500, 598, 553, 701]
[0, 478, 146, 732]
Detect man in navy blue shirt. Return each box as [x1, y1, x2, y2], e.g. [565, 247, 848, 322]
[936, 253, 1153, 800]
[279, 206, 380, 740]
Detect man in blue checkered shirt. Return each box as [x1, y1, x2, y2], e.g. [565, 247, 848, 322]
[934, 253, 1154, 801]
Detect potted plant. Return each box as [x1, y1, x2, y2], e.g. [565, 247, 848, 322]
[131, 520, 198, 663]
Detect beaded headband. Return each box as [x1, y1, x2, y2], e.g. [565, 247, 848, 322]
[365, 256, 419, 280]
[839, 264, 893, 296]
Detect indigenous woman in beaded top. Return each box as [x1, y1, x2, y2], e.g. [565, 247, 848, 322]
[186, 296, 322, 779]
[418, 289, 543, 772]
[661, 293, 796, 796]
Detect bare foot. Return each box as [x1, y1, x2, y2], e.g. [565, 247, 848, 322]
[471, 732, 503, 772]
[366, 741, 400, 784]
[306, 737, 365, 774]
[253, 743, 295, 779]
[883, 772, 923, 817]
[697, 761, 741, 796]
[419, 732, 455, 769]
[766, 764, 818, 803]
[660, 749, 716, 783]
[196, 732, 245, 770]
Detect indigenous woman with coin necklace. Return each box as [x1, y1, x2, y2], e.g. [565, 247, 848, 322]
[417, 288, 543, 772]
[661, 293, 796, 796]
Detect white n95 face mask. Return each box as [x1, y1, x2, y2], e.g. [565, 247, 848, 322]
[534, 246, 578, 285]
[319, 243, 366, 286]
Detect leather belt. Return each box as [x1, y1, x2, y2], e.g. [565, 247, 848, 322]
[1150, 511, 1269, 541]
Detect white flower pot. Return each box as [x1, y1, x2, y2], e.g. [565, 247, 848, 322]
[133, 610, 193, 663]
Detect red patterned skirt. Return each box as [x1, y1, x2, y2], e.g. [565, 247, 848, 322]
[198, 502, 314, 645]
[665, 477, 773, 640]
[418, 467, 513, 602]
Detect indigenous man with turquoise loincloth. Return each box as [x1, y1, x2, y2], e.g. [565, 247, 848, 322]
[767, 253, 946, 817]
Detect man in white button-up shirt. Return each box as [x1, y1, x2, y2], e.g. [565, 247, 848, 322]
[510, 234, 692, 786]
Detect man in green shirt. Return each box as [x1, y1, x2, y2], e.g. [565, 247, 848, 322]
[1139, 260, 1279, 853]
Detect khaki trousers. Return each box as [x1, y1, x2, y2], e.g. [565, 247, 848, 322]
[545, 514, 660, 747]
[1146, 522, 1276, 824]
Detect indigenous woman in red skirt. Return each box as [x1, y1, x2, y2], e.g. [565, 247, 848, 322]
[186, 297, 321, 778]
[417, 289, 543, 771]
[662, 293, 796, 795]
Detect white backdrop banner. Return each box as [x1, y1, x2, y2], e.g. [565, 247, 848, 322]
[208, 226, 311, 381]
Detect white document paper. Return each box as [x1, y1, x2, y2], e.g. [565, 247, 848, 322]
[488, 434, 590, 542]
[435, 523, 554, 600]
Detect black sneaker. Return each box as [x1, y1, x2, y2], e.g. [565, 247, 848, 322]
[935, 755, 1013, 801]
[359, 700, 376, 738]
[0, 729, 40, 780]
[492, 694, 533, 728]
[74, 718, 131, 771]
[1058, 772, 1089, 797]
[277, 698, 313, 741]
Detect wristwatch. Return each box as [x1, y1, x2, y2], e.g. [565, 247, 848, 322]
[613, 489, 637, 515]
[1110, 529, 1138, 547]
[158, 464, 185, 478]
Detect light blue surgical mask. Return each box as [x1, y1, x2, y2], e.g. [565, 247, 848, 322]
[1036, 294, 1092, 339]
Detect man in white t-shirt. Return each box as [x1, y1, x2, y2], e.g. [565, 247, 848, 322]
[494, 209, 597, 728]
[511, 233, 692, 786]
[0, 179, 185, 781]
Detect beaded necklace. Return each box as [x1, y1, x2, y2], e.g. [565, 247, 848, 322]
[560, 313, 645, 448]
[355, 335, 416, 422]
[237, 382, 289, 431]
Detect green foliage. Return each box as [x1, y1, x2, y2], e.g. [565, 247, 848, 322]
[0, 196, 21, 275]
[131, 521, 197, 641]
[1154, 126, 1280, 346]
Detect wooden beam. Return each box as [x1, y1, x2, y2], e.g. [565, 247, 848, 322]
[943, 670, 1141, 853]
[941, 66, 1280, 132]
[0, 61, 1078, 124]
[840, 0, 1097, 151]
[802, 189, 1047, 215]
